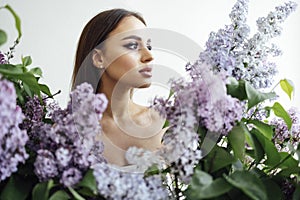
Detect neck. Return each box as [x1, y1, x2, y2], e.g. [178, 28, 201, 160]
[98, 73, 133, 118]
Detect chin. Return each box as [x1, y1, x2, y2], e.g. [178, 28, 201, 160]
[139, 82, 151, 88]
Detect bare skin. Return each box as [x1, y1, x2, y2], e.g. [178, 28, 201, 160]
[92, 16, 166, 166]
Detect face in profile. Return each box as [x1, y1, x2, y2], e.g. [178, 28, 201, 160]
[95, 16, 154, 89]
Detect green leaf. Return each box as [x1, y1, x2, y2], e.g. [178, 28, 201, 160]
[15, 85, 24, 104]
[205, 146, 236, 173]
[23, 82, 33, 98]
[245, 82, 276, 110]
[248, 119, 274, 140]
[271, 102, 292, 130]
[0, 174, 34, 200]
[228, 124, 246, 161]
[278, 166, 300, 177]
[4, 5, 22, 39]
[293, 184, 300, 200]
[226, 79, 247, 101]
[32, 180, 54, 200]
[49, 190, 70, 200]
[277, 152, 298, 169]
[247, 131, 264, 163]
[8, 72, 41, 97]
[29, 67, 43, 76]
[251, 128, 281, 166]
[77, 169, 98, 195]
[68, 187, 85, 200]
[280, 79, 294, 100]
[22, 56, 32, 67]
[185, 169, 232, 199]
[0, 64, 23, 74]
[224, 171, 267, 200]
[39, 83, 52, 97]
[0, 29, 7, 46]
[263, 179, 283, 200]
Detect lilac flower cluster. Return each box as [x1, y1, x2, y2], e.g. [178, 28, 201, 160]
[125, 146, 165, 172]
[145, 63, 243, 183]
[93, 163, 168, 200]
[0, 51, 7, 64]
[0, 78, 29, 181]
[20, 95, 45, 131]
[270, 107, 300, 151]
[26, 83, 108, 187]
[199, 0, 297, 89]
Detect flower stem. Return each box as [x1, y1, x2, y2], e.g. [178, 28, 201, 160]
[265, 154, 291, 175]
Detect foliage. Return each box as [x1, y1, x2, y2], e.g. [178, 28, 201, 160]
[1, 1, 300, 200]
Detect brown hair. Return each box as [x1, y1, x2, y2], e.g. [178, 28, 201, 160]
[71, 8, 146, 92]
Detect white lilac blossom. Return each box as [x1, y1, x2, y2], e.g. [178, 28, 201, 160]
[0, 78, 29, 181]
[199, 0, 297, 89]
[271, 107, 300, 151]
[93, 163, 168, 200]
[30, 83, 108, 186]
[125, 146, 165, 171]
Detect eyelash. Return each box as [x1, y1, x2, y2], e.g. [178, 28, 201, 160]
[124, 42, 152, 51]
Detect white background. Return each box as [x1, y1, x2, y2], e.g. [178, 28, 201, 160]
[1, 0, 299, 109]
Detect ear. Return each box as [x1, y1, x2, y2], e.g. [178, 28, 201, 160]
[92, 49, 104, 69]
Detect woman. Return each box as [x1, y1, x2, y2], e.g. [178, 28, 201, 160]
[71, 9, 167, 167]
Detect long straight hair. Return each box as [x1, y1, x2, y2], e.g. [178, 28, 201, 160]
[71, 9, 146, 92]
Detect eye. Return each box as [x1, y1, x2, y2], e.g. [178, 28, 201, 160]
[124, 42, 139, 50]
[146, 44, 152, 51]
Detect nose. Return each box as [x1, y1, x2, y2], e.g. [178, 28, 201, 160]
[140, 47, 154, 63]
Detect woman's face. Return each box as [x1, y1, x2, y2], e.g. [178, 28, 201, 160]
[98, 16, 154, 88]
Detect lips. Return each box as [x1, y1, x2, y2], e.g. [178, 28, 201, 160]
[138, 66, 152, 78]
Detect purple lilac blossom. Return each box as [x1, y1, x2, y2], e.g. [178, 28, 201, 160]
[34, 149, 58, 181]
[0, 78, 29, 181]
[198, 0, 297, 89]
[20, 96, 45, 130]
[30, 83, 108, 186]
[201, 96, 243, 135]
[0, 51, 7, 64]
[60, 168, 82, 187]
[93, 163, 168, 200]
[172, 148, 202, 184]
[271, 107, 300, 151]
[150, 62, 243, 183]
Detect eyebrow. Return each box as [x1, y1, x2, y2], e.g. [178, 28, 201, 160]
[121, 35, 142, 41]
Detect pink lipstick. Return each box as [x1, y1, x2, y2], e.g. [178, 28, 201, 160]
[138, 67, 152, 78]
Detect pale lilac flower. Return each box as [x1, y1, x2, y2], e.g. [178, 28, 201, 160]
[172, 148, 202, 184]
[93, 163, 168, 200]
[34, 149, 58, 181]
[55, 147, 72, 167]
[0, 79, 29, 181]
[125, 147, 165, 171]
[256, 1, 297, 39]
[198, 0, 297, 89]
[29, 82, 108, 185]
[271, 107, 300, 151]
[60, 168, 82, 187]
[152, 62, 243, 183]
[200, 96, 243, 135]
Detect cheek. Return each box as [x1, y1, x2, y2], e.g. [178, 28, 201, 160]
[105, 54, 139, 81]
